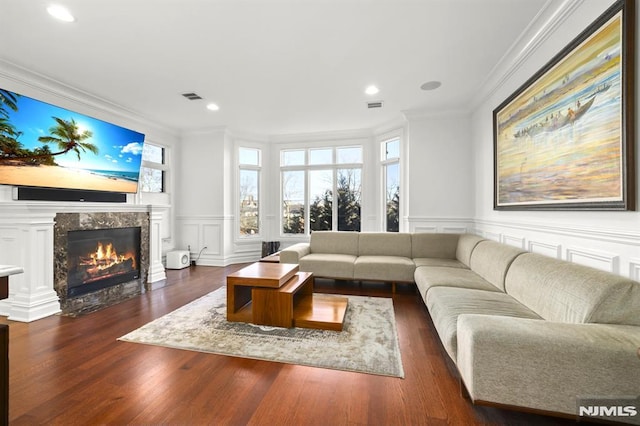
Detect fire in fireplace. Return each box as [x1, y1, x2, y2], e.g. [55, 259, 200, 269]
[67, 227, 141, 297]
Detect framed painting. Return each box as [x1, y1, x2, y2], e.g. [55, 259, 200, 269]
[493, 0, 635, 210]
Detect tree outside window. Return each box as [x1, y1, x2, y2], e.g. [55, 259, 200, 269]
[239, 147, 260, 236]
[282, 170, 305, 234]
[382, 138, 400, 232]
[281, 146, 362, 235]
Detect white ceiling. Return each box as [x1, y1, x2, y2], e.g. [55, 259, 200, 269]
[1, 0, 549, 136]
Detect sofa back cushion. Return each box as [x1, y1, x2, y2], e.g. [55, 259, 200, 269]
[411, 233, 459, 259]
[359, 232, 412, 258]
[469, 241, 525, 291]
[505, 253, 640, 325]
[455, 234, 486, 267]
[310, 231, 359, 256]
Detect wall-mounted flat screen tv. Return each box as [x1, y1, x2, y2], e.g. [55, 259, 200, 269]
[0, 88, 145, 193]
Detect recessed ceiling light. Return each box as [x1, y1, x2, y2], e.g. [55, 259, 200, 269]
[206, 103, 220, 111]
[420, 81, 442, 91]
[47, 5, 75, 22]
[365, 85, 379, 95]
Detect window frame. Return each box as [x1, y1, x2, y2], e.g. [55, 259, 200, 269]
[280, 144, 363, 236]
[237, 146, 262, 239]
[140, 142, 167, 193]
[380, 135, 402, 233]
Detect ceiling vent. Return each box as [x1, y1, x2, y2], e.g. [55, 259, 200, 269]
[367, 100, 383, 109]
[181, 92, 203, 100]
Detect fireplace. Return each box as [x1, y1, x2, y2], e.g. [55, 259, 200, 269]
[54, 212, 149, 316]
[67, 227, 141, 298]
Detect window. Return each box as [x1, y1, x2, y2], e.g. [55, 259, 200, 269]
[141, 143, 165, 193]
[239, 147, 261, 236]
[309, 169, 332, 231]
[382, 138, 400, 232]
[282, 170, 305, 234]
[337, 168, 361, 231]
[281, 146, 362, 235]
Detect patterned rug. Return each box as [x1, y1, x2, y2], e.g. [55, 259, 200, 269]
[118, 287, 404, 378]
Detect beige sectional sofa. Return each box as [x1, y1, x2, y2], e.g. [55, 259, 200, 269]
[281, 231, 640, 422]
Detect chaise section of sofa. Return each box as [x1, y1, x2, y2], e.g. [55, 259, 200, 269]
[453, 252, 640, 421]
[281, 230, 640, 422]
[457, 315, 640, 420]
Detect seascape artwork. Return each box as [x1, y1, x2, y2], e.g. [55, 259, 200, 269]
[0, 89, 145, 193]
[494, 7, 630, 209]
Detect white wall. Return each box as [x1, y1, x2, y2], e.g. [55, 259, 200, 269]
[471, 0, 640, 278]
[174, 128, 231, 265]
[405, 111, 475, 233]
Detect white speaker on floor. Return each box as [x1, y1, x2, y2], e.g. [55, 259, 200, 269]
[166, 250, 190, 269]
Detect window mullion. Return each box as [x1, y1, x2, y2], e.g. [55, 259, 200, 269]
[332, 168, 338, 231]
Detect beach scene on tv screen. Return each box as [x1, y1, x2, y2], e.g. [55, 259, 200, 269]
[0, 89, 145, 193]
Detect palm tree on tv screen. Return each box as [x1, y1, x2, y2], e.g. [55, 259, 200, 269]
[0, 91, 22, 158]
[0, 90, 19, 119]
[38, 117, 98, 160]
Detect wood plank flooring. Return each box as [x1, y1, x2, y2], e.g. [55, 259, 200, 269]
[1, 265, 578, 425]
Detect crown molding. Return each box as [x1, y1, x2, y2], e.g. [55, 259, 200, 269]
[401, 107, 470, 121]
[469, 0, 585, 110]
[0, 58, 179, 140]
[268, 128, 373, 144]
[225, 128, 270, 143]
[180, 126, 228, 139]
[371, 115, 407, 136]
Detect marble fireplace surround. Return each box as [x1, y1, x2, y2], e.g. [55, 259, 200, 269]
[0, 203, 167, 322]
[55, 212, 150, 316]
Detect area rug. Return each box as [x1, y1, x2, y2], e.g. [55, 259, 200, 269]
[118, 287, 404, 378]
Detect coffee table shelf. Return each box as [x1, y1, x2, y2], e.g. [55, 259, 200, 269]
[226, 263, 348, 331]
[293, 294, 348, 331]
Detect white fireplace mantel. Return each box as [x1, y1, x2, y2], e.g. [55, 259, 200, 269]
[0, 201, 167, 322]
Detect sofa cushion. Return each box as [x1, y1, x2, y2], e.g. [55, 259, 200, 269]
[413, 258, 467, 268]
[414, 266, 501, 301]
[310, 231, 359, 256]
[505, 253, 640, 325]
[411, 233, 459, 259]
[469, 241, 525, 292]
[353, 256, 415, 282]
[358, 233, 412, 258]
[299, 253, 356, 279]
[426, 287, 542, 361]
[455, 234, 486, 267]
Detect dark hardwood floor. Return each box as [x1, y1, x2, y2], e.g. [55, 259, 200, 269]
[1, 265, 579, 425]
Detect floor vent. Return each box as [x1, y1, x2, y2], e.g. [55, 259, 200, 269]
[367, 101, 383, 109]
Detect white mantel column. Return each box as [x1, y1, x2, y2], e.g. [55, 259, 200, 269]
[147, 208, 167, 283]
[0, 211, 60, 322]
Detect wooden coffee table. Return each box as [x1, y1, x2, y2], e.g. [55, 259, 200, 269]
[226, 262, 348, 331]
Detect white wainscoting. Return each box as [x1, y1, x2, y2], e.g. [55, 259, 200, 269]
[0, 202, 168, 321]
[475, 218, 639, 279]
[528, 240, 562, 259]
[407, 217, 474, 234]
[501, 234, 526, 249]
[629, 259, 640, 281]
[565, 247, 620, 274]
[176, 215, 239, 266]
